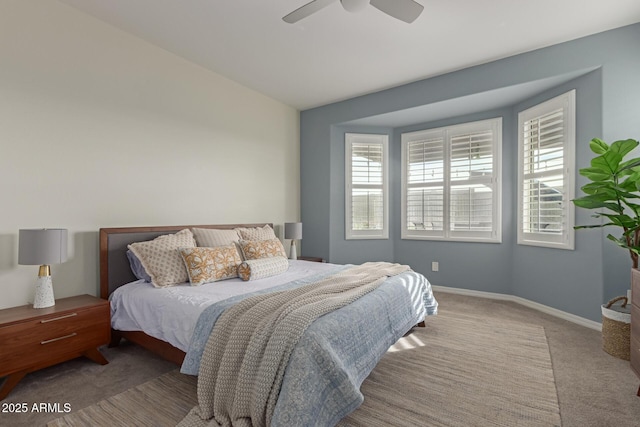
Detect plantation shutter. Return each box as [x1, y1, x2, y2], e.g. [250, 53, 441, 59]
[406, 132, 445, 236]
[449, 130, 495, 235]
[518, 90, 575, 249]
[402, 118, 501, 242]
[345, 133, 389, 239]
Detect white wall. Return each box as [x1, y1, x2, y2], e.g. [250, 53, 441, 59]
[0, 0, 300, 309]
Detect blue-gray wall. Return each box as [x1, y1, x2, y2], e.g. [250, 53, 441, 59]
[300, 23, 640, 322]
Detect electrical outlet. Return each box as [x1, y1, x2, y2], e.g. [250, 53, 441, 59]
[431, 261, 439, 272]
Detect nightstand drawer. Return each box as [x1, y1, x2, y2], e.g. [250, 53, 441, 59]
[0, 303, 109, 375]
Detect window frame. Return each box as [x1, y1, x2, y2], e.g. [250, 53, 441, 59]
[401, 118, 502, 243]
[345, 133, 389, 240]
[517, 90, 576, 250]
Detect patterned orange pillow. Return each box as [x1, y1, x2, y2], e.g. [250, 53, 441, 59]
[178, 245, 241, 285]
[238, 238, 287, 260]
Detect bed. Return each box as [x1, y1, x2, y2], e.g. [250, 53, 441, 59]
[100, 223, 438, 426]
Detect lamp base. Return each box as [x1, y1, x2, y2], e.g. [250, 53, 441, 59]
[289, 240, 297, 260]
[33, 275, 55, 309]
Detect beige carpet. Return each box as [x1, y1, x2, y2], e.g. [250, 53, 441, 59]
[49, 310, 561, 427]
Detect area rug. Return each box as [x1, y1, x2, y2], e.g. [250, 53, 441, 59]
[339, 311, 561, 427]
[49, 311, 561, 427]
[47, 370, 196, 427]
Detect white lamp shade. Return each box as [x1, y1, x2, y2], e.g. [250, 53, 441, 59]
[284, 222, 302, 240]
[18, 229, 68, 266]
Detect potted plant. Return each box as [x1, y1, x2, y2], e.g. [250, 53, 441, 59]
[572, 137, 640, 360]
[573, 138, 640, 268]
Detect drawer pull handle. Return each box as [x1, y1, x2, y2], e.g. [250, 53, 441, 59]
[41, 333, 77, 345]
[40, 313, 77, 323]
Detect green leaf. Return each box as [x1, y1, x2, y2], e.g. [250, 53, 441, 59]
[617, 190, 640, 199]
[590, 138, 608, 154]
[592, 151, 623, 174]
[619, 174, 640, 190]
[610, 139, 639, 157]
[618, 158, 640, 173]
[574, 224, 613, 230]
[607, 234, 629, 249]
[623, 201, 640, 212]
[581, 181, 615, 191]
[579, 167, 612, 181]
[598, 213, 638, 228]
[572, 197, 624, 213]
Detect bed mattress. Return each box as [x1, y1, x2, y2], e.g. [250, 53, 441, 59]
[109, 260, 341, 352]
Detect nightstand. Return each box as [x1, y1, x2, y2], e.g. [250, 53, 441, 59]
[0, 294, 110, 400]
[298, 256, 325, 263]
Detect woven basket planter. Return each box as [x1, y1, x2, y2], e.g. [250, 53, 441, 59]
[601, 296, 631, 360]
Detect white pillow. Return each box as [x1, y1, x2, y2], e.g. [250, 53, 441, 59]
[237, 256, 289, 281]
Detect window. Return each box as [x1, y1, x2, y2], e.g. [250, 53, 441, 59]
[401, 118, 502, 242]
[345, 133, 389, 239]
[517, 90, 575, 249]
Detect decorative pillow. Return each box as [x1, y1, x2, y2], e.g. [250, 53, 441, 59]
[238, 238, 287, 260]
[178, 245, 242, 285]
[127, 229, 196, 288]
[237, 256, 289, 281]
[191, 228, 240, 248]
[126, 250, 151, 282]
[236, 224, 277, 241]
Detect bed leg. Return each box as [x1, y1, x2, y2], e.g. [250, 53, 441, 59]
[109, 329, 122, 348]
[416, 321, 426, 327]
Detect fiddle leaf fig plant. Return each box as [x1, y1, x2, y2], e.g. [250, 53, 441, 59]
[573, 138, 640, 268]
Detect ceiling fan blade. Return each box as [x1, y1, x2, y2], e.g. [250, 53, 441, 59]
[370, 0, 424, 23]
[283, 0, 336, 23]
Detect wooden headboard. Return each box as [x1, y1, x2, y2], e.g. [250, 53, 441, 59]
[99, 223, 272, 299]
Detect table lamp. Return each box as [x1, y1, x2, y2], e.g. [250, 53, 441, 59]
[284, 222, 302, 260]
[18, 228, 68, 309]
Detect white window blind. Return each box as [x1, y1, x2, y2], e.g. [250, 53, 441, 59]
[518, 90, 575, 249]
[405, 131, 445, 235]
[402, 118, 502, 242]
[345, 133, 389, 239]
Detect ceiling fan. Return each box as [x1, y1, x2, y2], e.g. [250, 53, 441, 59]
[283, 0, 424, 24]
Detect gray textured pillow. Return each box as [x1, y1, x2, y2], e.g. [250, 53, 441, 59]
[192, 228, 240, 247]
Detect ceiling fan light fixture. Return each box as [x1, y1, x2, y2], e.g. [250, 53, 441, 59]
[283, 0, 423, 24]
[340, 0, 370, 13]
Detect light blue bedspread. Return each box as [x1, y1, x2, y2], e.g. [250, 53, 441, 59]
[180, 266, 438, 426]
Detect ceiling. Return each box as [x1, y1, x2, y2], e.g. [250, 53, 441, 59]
[58, 0, 640, 111]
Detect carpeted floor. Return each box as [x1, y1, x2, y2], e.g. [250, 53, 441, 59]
[47, 309, 561, 426]
[3, 291, 640, 426]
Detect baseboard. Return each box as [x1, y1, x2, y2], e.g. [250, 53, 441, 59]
[432, 285, 602, 331]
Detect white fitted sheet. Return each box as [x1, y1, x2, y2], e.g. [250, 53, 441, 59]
[109, 260, 337, 352]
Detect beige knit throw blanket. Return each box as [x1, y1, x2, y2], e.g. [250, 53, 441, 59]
[178, 261, 410, 427]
